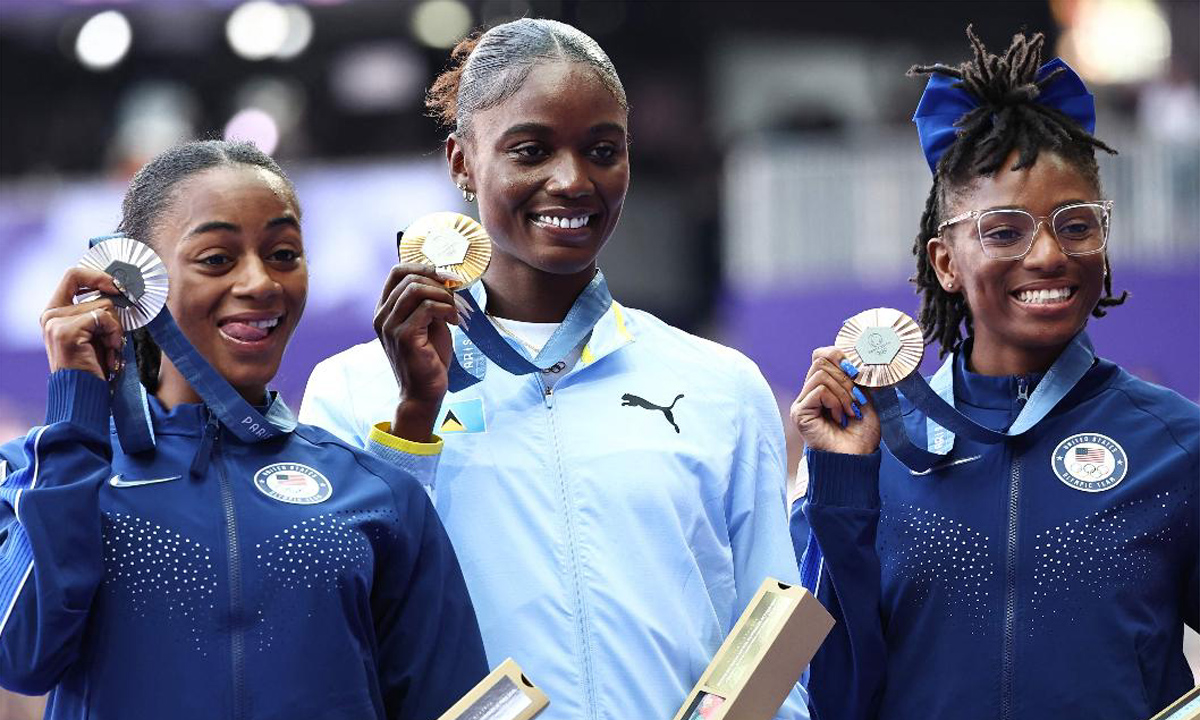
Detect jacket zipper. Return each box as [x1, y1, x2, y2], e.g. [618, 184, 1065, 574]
[210, 413, 247, 720]
[1001, 380, 1027, 720]
[538, 376, 598, 720]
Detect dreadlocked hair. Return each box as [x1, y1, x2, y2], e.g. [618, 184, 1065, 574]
[908, 26, 1127, 357]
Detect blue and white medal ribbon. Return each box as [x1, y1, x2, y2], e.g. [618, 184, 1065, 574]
[837, 308, 1095, 473]
[77, 235, 286, 453]
[447, 270, 613, 392]
[396, 211, 613, 392]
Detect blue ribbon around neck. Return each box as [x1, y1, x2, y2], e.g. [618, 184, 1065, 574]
[874, 332, 1096, 472]
[447, 270, 613, 392]
[87, 235, 288, 452]
[799, 331, 1096, 596]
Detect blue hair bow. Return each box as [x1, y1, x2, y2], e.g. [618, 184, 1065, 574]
[912, 57, 1096, 173]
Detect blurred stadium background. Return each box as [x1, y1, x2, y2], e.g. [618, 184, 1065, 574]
[1, 0, 1197, 715]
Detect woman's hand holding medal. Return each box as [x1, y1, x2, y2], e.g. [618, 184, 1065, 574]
[41, 266, 126, 381]
[790, 347, 880, 456]
[375, 262, 471, 441]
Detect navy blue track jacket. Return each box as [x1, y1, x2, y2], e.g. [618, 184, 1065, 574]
[797, 350, 1199, 720]
[0, 370, 487, 719]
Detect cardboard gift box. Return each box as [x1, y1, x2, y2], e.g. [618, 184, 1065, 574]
[437, 658, 549, 720]
[672, 578, 835, 720]
[1148, 685, 1200, 720]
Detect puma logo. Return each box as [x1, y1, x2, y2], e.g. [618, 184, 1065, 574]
[620, 393, 685, 434]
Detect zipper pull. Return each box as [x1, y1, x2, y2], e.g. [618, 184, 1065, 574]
[1015, 376, 1030, 404]
[542, 384, 554, 408]
[189, 410, 220, 479]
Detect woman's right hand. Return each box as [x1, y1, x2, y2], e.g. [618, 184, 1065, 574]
[790, 347, 882, 455]
[373, 264, 465, 441]
[40, 267, 125, 381]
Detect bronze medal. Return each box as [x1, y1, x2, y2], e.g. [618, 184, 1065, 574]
[834, 308, 924, 387]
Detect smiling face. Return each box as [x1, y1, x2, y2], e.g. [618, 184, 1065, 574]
[448, 60, 630, 284]
[927, 151, 1107, 375]
[153, 164, 306, 405]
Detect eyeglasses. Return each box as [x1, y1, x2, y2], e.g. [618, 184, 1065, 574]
[936, 200, 1113, 260]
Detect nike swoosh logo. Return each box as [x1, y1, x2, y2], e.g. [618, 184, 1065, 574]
[109, 474, 182, 488]
[908, 455, 982, 477]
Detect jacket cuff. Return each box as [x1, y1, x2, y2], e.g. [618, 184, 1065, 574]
[804, 448, 881, 509]
[45, 370, 110, 433]
[366, 422, 443, 487]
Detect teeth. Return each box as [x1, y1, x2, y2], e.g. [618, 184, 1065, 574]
[535, 214, 591, 229]
[1016, 287, 1073, 304]
[246, 318, 280, 329]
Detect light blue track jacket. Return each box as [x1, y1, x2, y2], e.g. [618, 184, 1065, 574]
[300, 294, 809, 720]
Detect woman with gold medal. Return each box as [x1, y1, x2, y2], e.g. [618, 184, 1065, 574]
[301, 18, 808, 720]
[791, 28, 1198, 720]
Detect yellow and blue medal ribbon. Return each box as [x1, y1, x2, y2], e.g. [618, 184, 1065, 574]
[398, 211, 613, 393]
[447, 270, 612, 392]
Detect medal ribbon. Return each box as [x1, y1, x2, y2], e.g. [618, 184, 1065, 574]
[86, 235, 287, 452]
[447, 270, 613, 391]
[873, 332, 1096, 472]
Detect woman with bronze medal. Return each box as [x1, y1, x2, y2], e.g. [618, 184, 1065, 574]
[301, 18, 807, 720]
[791, 28, 1198, 720]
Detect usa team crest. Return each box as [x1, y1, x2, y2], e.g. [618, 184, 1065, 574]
[253, 463, 333, 505]
[1051, 433, 1128, 493]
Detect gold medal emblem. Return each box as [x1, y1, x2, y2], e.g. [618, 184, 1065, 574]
[398, 212, 492, 291]
[75, 237, 169, 330]
[834, 308, 924, 387]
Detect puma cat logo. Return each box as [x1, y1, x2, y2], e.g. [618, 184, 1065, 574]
[620, 393, 685, 434]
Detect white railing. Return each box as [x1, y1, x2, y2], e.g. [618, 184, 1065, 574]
[722, 130, 1200, 287]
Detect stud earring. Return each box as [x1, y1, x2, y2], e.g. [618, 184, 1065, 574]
[457, 182, 475, 203]
[946, 281, 954, 290]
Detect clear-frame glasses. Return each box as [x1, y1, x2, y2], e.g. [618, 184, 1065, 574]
[936, 200, 1113, 260]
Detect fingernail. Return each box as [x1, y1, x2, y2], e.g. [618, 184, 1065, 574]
[852, 387, 867, 405]
[839, 360, 859, 378]
[853, 402, 862, 419]
[840, 415, 848, 429]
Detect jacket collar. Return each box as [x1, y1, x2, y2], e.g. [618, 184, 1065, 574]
[464, 271, 636, 369]
[138, 390, 297, 437]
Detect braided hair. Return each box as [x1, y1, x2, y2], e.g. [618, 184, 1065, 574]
[910, 27, 1127, 356]
[425, 18, 627, 137]
[116, 140, 298, 392]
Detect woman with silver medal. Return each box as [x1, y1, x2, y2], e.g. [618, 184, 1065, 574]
[791, 28, 1199, 720]
[0, 140, 487, 720]
[301, 18, 808, 720]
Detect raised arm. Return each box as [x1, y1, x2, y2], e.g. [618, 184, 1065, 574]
[790, 347, 886, 720]
[0, 267, 124, 694]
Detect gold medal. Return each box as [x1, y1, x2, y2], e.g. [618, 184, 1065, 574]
[74, 236, 169, 330]
[834, 308, 924, 387]
[398, 212, 492, 291]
